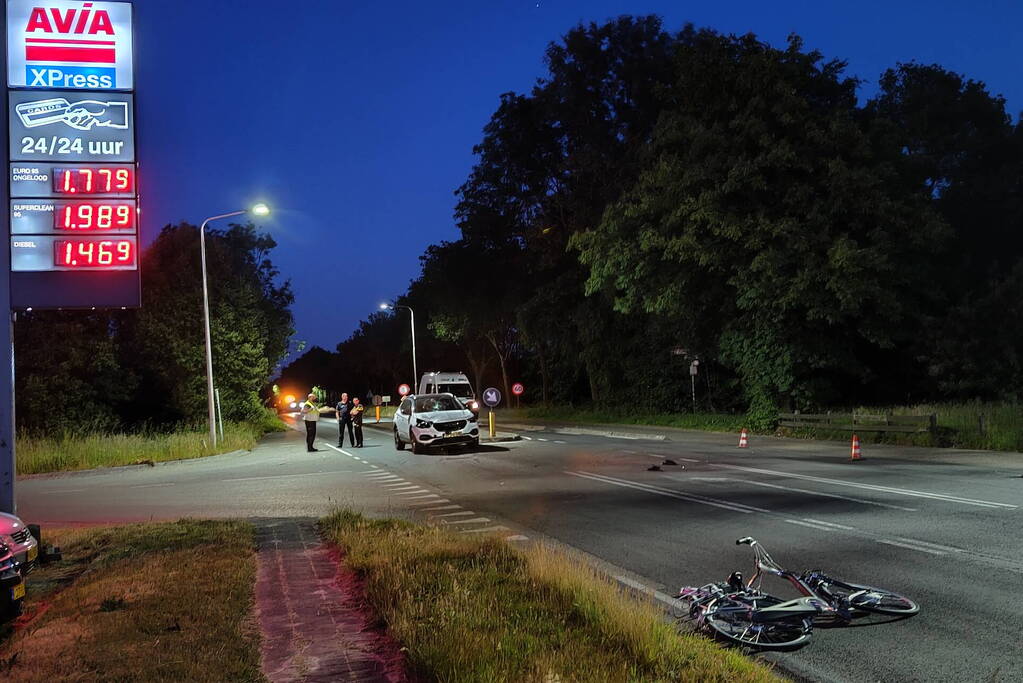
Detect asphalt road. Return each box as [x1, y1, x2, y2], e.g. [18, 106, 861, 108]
[18, 417, 1023, 683]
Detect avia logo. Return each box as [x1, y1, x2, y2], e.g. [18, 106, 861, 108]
[25, 2, 116, 65]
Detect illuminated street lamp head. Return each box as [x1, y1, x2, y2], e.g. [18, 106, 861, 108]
[250, 203, 271, 217]
[379, 303, 392, 310]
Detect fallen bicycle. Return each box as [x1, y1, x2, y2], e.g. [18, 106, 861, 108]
[674, 536, 919, 650]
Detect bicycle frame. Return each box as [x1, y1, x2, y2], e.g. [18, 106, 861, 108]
[739, 536, 864, 621]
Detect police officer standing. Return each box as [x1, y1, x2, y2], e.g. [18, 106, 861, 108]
[351, 397, 365, 447]
[336, 392, 354, 447]
[300, 393, 322, 452]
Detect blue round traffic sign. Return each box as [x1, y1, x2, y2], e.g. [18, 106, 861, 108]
[482, 387, 502, 407]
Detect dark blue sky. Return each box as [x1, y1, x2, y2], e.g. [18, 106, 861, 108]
[136, 0, 1022, 357]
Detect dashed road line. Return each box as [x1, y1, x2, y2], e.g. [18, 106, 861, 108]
[432, 511, 475, 518]
[711, 462, 1017, 509]
[786, 519, 841, 532]
[445, 517, 491, 525]
[688, 476, 918, 512]
[130, 483, 174, 489]
[895, 537, 965, 553]
[222, 471, 351, 483]
[408, 499, 449, 506]
[567, 471, 763, 514]
[422, 504, 461, 511]
[877, 539, 946, 556]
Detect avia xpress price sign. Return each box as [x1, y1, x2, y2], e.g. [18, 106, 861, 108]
[6, 0, 139, 309]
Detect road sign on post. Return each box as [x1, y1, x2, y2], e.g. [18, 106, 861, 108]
[0, 0, 138, 514]
[512, 383, 524, 396]
[398, 383, 410, 397]
[482, 387, 501, 438]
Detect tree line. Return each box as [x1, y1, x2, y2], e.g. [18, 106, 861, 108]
[282, 16, 1023, 425]
[15, 222, 294, 433]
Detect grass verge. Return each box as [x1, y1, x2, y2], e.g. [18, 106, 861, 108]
[322, 509, 780, 682]
[17, 410, 287, 475]
[521, 402, 1023, 452]
[0, 519, 260, 682]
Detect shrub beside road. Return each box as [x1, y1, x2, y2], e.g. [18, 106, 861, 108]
[522, 401, 1023, 452]
[1, 520, 260, 682]
[322, 509, 780, 682]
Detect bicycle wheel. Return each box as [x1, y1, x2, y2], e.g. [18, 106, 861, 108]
[820, 579, 919, 616]
[702, 598, 813, 650]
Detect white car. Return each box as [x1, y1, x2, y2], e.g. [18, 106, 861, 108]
[394, 393, 480, 453]
[0, 513, 38, 573]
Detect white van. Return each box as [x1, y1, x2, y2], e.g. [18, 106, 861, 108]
[418, 372, 478, 411]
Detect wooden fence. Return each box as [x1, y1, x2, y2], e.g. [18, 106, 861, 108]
[777, 412, 937, 435]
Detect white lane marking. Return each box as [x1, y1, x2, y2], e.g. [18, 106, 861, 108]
[38, 488, 86, 494]
[432, 511, 476, 518]
[221, 471, 351, 483]
[895, 537, 966, 553]
[567, 471, 759, 514]
[786, 519, 839, 532]
[687, 476, 918, 512]
[877, 539, 946, 556]
[383, 484, 419, 490]
[677, 457, 701, 463]
[130, 483, 174, 489]
[712, 462, 1017, 509]
[325, 444, 363, 460]
[615, 575, 682, 608]
[444, 517, 491, 525]
[402, 494, 441, 500]
[522, 436, 533, 441]
[538, 438, 548, 442]
[505, 535, 530, 542]
[554, 440, 567, 444]
[408, 499, 449, 506]
[803, 518, 856, 530]
[459, 525, 508, 534]
[422, 504, 461, 511]
[395, 490, 432, 496]
[366, 474, 401, 481]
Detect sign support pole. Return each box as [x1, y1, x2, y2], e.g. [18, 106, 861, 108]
[0, 4, 14, 515]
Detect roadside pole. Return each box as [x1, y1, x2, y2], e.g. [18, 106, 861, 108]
[488, 408, 496, 438]
[0, 6, 12, 514]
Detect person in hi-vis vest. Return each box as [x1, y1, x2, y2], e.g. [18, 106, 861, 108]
[299, 393, 325, 452]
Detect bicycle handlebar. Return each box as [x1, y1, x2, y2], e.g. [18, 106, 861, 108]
[736, 537, 755, 546]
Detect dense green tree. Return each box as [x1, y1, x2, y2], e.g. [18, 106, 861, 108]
[572, 30, 947, 422]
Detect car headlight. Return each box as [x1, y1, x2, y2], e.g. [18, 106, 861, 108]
[415, 418, 432, 428]
[468, 401, 479, 411]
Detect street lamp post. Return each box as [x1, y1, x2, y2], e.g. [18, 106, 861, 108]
[380, 303, 417, 387]
[200, 203, 270, 448]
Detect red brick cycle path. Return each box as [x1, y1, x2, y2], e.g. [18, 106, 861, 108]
[254, 519, 409, 682]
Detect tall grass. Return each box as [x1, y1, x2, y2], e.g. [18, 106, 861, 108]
[17, 411, 287, 475]
[322, 508, 779, 682]
[521, 402, 1023, 452]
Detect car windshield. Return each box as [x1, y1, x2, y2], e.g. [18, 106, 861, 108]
[415, 395, 462, 412]
[438, 383, 473, 398]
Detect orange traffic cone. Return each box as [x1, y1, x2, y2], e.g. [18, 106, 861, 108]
[738, 428, 749, 449]
[850, 434, 861, 461]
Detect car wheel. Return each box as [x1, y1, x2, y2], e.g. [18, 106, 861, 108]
[394, 428, 405, 451]
[472, 438, 480, 449]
